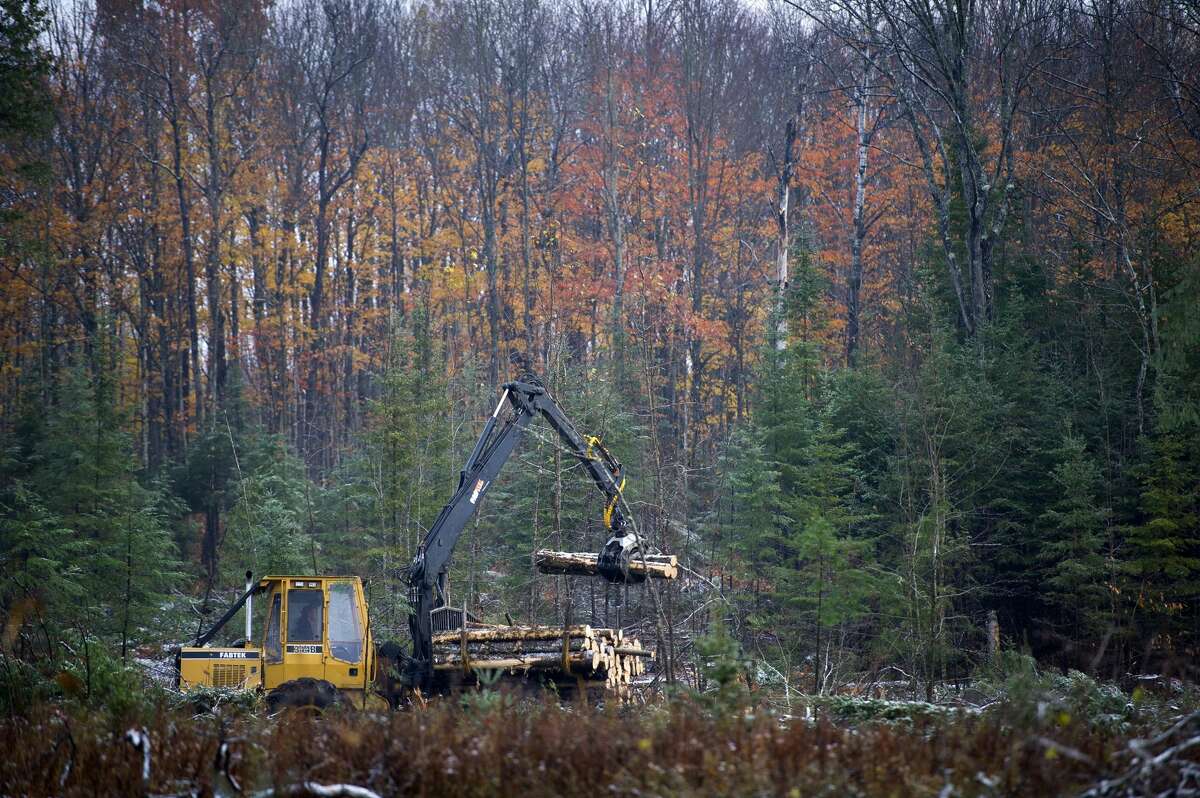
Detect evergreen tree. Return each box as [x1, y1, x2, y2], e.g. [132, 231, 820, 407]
[111, 480, 186, 660]
[1, 364, 182, 663]
[883, 338, 983, 698]
[728, 258, 878, 689]
[0, 0, 51, 224]
[1037, 433, 1111, 640]
[693, 609, 751, 712]
[172, 422, 241, 588]
[713, 423, 785, 596]
[775, 514, 875, 693]
[322, 313, 455, 638]
[0, 0, 50, 143]
[1122, 431, 1200, 659]
[0, 483, 87, 661]
[1119, 255, 1200, 665]
[223, 440, 313, 581]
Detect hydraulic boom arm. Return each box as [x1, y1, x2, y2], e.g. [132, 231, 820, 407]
[406, 368, 640, 688]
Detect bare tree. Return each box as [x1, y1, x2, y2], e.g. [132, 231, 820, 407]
[189, 0, 267, 414]
[764, 2, 814, 351]
[273, 0, 379, 468]
[1033, 0, 1179, 433]
[807, 0, 1060, 336]
[120, 0, 205, 429]
[1136, 0, 1200, 147]
[812, 3, 894, 366]
[433, 0, 511, 385]
[578, 1, 638, 372]
[677, 0, 754, 450]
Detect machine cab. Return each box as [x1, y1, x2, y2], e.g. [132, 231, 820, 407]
[259, 576, 375, 692]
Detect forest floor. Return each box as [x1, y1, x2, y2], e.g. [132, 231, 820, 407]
[3, 683, 1200, 797]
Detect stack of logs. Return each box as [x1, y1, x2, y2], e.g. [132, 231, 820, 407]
[534, 549, 678, 580]
[431, 624, 652, 699]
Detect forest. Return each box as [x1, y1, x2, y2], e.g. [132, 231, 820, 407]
[1, 0, 1199, 792]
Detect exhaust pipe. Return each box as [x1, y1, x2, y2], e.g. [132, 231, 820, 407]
[244, 570, 253, 641]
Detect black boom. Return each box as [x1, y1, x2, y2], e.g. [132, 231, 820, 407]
[406, 364, 639, 690]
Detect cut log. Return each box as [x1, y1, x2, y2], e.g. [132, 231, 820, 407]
[534, 550, 678, 580]
[433, 639, 591, 657]
[614, 646, 652, 658]
[431, 625, 593, 644]
[432, 651, 600, 671]
[427, 621, 654, 704]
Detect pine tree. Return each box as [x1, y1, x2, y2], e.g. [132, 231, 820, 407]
[731, 259, 878, 689]
[0, 0, 51, 142]
[0, 0, 51, 219]
[884, 338, 982, 698]
[714, 423, 786, 594]
[328, 312, 454, 638]
[0, 483, 88, 661]
[1038, 433, 1110, 638]
[2, 364, 183, 662]
[775, 514, 874, 693]
[1120, 255, 1200, 664]
[1123, 431, 1200, 656]
[172, 421, 240, 589]
[223, 440, 313, 582]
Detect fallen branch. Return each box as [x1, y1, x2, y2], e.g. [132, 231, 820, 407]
[1079, 711, 1200, 797]
[124, 727, 151, 785]
[251, 783, 382, 798]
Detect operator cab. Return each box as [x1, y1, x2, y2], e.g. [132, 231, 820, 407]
[259, 576, 371, 690]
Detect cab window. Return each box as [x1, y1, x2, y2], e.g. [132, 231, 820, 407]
[328, 582, 363, 662]
[265, 592, 282, 663]
[287, 589, 323, 642]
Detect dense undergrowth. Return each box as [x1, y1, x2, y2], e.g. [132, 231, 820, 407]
[0, 701, 1110, 797]
[3, 664, 1199, 798]
[3, 646, 1199, 796]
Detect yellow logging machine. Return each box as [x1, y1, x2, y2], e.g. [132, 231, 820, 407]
[176, 356, 643, 709]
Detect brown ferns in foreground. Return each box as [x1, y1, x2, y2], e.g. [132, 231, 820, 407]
[0, 701, 1145, 797]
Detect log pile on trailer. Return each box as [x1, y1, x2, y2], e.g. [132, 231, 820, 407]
[431, 624, 652, 700]
[534, 549, 678, 580]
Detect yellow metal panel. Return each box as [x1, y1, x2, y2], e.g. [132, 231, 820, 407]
[179, 647, 263, 691]
[279, 645, 325, 684]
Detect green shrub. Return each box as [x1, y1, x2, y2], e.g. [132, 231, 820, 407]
[976, 650, 1135, 732]
[811, 695, 964, 724]
[692, 614, 752, 716]
[0, 655, 56, 716]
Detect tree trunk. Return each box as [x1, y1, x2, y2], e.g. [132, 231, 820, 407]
[602, 61, 628, 370]
[204, 80, 226, 416]
[169, 95, 203, 431]
[846, 85, 870, 367]
[775, 117, 797, 350]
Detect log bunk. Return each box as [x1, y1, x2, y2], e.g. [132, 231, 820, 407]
[430, 623, 653, 701]
[426, 549, 671, 700]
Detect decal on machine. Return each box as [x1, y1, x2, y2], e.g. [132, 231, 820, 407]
[469, 478, 488, 504]
[286, 644, 321, 654]
[180, 650, 259, 659]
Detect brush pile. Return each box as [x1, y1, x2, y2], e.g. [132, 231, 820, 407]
[534, 549, 678, 580]
[431, 624, 652, 698]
